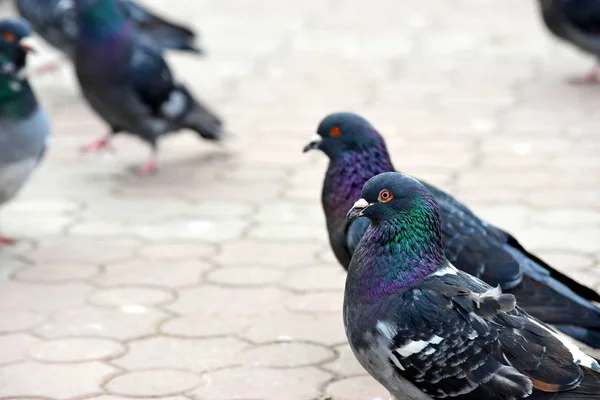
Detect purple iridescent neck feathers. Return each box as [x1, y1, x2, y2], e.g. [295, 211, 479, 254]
[322, 128, 394, 266]
[346, 194, 446, 304]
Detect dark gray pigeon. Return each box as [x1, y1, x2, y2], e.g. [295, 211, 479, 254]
[0, 18, 50, 243]
[15, 0, 203, 74]
[304, 112, 600, 349]
[73, 0, 223, 174]
[344, 172, 600, 400]
[538, 0, 600, 83]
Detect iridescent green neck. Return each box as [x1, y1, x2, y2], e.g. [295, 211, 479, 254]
[0, 74, 36, 119]
[346, 197, 446, 303]
[77, 0, 128, 39]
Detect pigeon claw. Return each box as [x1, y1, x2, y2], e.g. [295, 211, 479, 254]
[138, 154, 158, 175]
[80, 136, 113, 153]
[568, 66, 600, 85]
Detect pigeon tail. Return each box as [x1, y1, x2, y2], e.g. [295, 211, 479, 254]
[177, 85, 223, 141]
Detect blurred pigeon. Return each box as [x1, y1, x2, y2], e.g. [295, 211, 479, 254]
[538, 0, 600, 83]
[15, 0, 203, 74]
[0, 18, 50, 243]
[304, 112, 600, 348]
[344, 172, 600, 400]
[73, 0, 222, 174]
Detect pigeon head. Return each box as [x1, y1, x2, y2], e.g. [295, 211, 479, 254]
[303, 112, 386, 159]
[345, 172, 446, 299]
[347, 171, 441, 228]
[0, 18, 35, 71]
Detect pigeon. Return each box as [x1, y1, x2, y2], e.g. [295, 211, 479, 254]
[344, 171, 600, 400]
[538, 0, 600, 83]
[0, 18, 50, 243]
[303, 112, 600, 348]
[15, 0, 203, 74]
[73, 0, 223, 174]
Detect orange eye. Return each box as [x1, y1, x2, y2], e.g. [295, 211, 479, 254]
[2, 31, 15, 42]
[378, 189, 393, 203]
[330, 126, 341, 137]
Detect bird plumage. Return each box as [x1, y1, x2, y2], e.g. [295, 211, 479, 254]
[344, 172, 600, 400]
[0, 18, 50, 242]
[305, 112, 600, 348]
[15, 0, 203, 58]
[73, 0, 222, 173]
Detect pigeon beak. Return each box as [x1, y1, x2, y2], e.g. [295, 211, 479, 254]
[19, 37, 36, 53]
[346, 198, 372, 221]
[302, 133, 322, 153]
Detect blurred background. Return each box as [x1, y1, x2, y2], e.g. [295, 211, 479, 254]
[0, 0, 599, 399]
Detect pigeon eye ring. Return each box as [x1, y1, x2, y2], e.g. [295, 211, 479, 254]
[378, 189, 393, 203]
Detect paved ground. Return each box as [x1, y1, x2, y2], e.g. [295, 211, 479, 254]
[1, 0, 600, 399]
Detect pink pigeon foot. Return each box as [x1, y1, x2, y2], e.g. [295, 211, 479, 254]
[32, 61, 64, 76]
[568, 66, 600, 84]
[138, 154, 158, 175]
[0, 235, 16, 245]
[80, 136, 113, 153]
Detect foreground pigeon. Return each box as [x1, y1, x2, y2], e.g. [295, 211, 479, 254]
[538, 0, 600, 83]
[0, 18, 50, 243]
[73, 0, 223, 174]
[15, 0, 202, 74]
[344, 172, 600, 400]
[304, 112, 600, 348]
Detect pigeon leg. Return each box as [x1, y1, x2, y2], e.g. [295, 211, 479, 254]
[568, 65, 600, 84]
[32, 60, 64, 76]
[138, 151, 158, 175]
[0, 234, 16, 245]
[80, 135, 114, 153]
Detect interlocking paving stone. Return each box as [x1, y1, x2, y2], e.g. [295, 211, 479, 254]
[28, 338, 126, 363]
[104, 369, 201, 397]
[1, 0, 600, 398]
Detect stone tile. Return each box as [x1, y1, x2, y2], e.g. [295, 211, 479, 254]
[138, 242, 217, 261]
[216, 240, 322, 268]
[114, 337, 247, 372]
[242, 311, 347, 345]
[285, 292, 343, 314]
[0, 310, 47, 333]
[325, 376, 389, 400]
[0, 361, 117, 398]
[238, 342, 335, 368]
[191, 367, 331, 400]
[28, 338, 125, 363]
[283, 266, 346, 292]
[0, 282, 91, 312]
[28, 237, 140, 265]
[88, 287, 175, 307]
[248, 223, 328, 242]
[105, 370, 201, 397]
[0, 334, 41, 365]
[161, 314, 254, 338]
[206, 266, 287, 287]
[168, 286, 290, 316]
[322, 344, 368, 377]
[94, 260, 212, 288]
[13, 263, 99, 283]
[93, 396, 189, 400]
[36, 306, 167, 340]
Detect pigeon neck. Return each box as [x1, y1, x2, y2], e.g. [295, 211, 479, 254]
[346, 201, 446, 303]
[77, 0, 130, 41]
[0, 74, 37, 119]
[322, 138, 394, 226]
